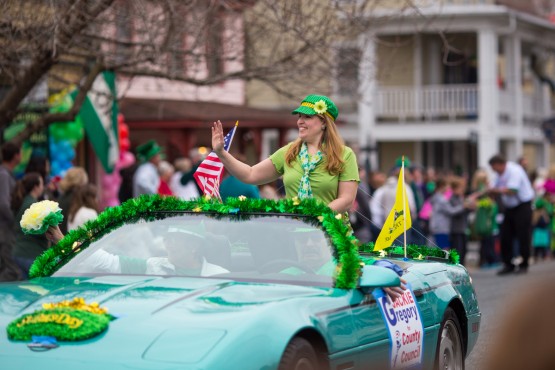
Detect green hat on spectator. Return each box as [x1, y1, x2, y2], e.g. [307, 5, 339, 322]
[292, 94, 339, 121]
[136, 140, 162, 162]
[395, 156, 411, 169]
[535, 197, 548, 209]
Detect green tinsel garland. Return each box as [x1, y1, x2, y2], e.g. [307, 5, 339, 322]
[29, 195, 459, 289]
[7, 307, 113, 342]
[29, 195, 362, 289]
[359, 242, 460, 265]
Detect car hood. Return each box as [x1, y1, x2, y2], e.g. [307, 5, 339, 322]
[0, 275, 333, 316]
[0, 275, 343, 368]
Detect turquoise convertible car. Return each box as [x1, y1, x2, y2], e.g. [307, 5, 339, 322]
[0, 196, 480, 369]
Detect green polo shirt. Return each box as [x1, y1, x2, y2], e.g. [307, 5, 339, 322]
[270, 143, 359, 205]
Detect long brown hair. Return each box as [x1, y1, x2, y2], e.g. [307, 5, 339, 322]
[284, 114, 345, 176]
[68, 184, 99, 223]
[11, 172, 42, 212]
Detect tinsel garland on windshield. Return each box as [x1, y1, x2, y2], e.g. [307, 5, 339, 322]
[29, 195, 361, 289]
[29, 195, 459, 289]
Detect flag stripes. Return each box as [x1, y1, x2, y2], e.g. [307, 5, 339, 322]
[194, 123, 237, 197]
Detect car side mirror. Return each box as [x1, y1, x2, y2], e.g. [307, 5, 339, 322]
[358, 265, 401, 294]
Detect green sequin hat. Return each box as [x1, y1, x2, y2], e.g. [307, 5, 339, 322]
[292, 94, 338, 121]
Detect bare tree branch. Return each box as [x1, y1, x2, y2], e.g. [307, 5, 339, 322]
[0, 0, 425, 143]
[0, 0, 115, 129]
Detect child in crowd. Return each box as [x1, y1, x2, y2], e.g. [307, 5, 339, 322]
[449, 177, 474, 266]
[532, 197, 551, 261]
[429, 178, 465, 252]
[470, 169, 500, 268]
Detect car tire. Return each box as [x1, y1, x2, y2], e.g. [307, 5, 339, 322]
[435, 307, 464, 370]
[278, 337, 320, 370]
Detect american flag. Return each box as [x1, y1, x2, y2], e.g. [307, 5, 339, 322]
[194, 123, 237, 197]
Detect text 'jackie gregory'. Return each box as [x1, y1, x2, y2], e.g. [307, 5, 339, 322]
[382, 300, 419, 326]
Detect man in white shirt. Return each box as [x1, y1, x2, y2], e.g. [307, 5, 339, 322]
[146, 226, 229, 276]
[133, 140, 163, 197]
[71, 224, 229, 276]
[370, 166, 417, 243]
[489, 154, 534, 275]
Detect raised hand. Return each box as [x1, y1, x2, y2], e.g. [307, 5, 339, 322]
[211, 120, 225, 155]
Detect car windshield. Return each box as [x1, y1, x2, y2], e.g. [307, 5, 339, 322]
[53, 213, 337, 286]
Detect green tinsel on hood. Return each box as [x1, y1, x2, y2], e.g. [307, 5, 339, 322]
[29, 195, 459, 289]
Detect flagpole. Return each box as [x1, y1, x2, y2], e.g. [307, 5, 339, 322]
[217, 121, 238, 200]
[402, 155, 407, 258]
[226, 121, 239, 152]
[210, 120, 239, 201]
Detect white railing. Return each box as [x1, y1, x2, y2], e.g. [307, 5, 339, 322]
[376, 85, 478, 120]
[377, 85, 552, 123]
[522, 93, 546, 120]
[500, 89, 549, 123]
[498, 90, 511, 118]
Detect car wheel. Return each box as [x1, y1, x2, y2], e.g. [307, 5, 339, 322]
[278, 337, 320, 370]
[435, 307, 464, 370]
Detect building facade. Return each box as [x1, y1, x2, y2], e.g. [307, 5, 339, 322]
[356, 0, 555, 175]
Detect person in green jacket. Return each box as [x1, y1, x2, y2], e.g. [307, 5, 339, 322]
[11, 172, 47, 278]
[211, 95, 359, 213]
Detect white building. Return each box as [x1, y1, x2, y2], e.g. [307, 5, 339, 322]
[349, 0, 555, 175]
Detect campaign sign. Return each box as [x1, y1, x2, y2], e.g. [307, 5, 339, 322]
[373, 284, 424, 369]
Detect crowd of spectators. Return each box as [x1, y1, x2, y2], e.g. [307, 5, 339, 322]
[1, 135, 551, 280]
[354, 153, 552, 275]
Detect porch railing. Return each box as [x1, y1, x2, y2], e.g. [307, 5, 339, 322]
[376, 85, 551, 123]
[376, 85, 478, 121]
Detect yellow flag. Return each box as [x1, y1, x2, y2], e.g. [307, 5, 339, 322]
[373, 166, 412, 251]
